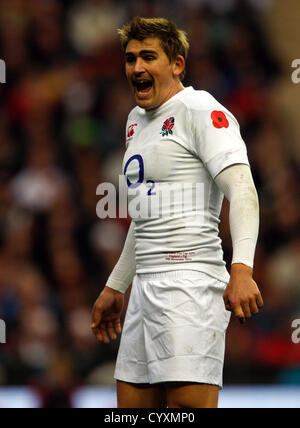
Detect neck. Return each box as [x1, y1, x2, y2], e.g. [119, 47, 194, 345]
[146, 81, 185, 112]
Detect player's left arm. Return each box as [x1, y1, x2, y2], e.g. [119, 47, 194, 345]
[189, 100, 263, 322]
[214, 164, 264, 323]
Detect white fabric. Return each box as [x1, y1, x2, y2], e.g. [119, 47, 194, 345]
[106, 221, 136, 294]
[114, 270, 231, 388]
[215, 164, 259, 268]
[122, 87, 249, 283]
[105, 163, 259, 293]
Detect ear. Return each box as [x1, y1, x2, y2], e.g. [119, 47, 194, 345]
[172, 55, 185, 79]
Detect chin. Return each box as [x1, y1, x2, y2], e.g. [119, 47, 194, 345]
[136, 99, 152, 109]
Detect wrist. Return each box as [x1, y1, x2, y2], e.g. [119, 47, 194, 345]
[231, 263, 253, 277]
[104, 285, 125, 295]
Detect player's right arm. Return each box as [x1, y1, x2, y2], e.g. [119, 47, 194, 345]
[91, 221, 136, 342]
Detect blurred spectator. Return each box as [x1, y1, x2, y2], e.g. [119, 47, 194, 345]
[68, 0, 127, 55]
[10, 142, 70, 213]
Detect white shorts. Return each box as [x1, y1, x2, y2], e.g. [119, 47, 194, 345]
[114, 270, 231, 388]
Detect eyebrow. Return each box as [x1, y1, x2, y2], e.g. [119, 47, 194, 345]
[125, 50, 158, 58]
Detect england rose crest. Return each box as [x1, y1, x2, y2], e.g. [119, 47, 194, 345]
[160, 117, 175, 137]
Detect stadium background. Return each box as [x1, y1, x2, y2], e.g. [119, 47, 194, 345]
[0, 0, 299, 408]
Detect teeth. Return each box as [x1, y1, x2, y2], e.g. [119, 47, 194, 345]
[134, 80, 152, 84]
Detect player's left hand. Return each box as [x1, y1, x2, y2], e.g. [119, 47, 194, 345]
[223, 263, 264, 324]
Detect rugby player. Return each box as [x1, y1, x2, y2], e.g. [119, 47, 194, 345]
[91, 17, 263, 408]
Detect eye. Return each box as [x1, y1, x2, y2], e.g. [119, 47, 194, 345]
[126, 56, 135, 63]
[144, 56, 155, 61]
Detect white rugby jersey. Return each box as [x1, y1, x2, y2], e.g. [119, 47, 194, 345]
[122, 86, 249, 283]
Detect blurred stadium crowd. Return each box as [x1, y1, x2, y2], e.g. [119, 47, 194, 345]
[0, 0, 299, 407]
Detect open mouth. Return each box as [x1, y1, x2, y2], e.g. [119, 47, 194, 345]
[133, 79, 153, 97]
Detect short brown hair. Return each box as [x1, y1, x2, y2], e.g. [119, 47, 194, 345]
[118, 17, 189, 80]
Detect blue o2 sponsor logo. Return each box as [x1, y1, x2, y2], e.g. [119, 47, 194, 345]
[123, 154, 144, 188]
[124, 154, 156, 195]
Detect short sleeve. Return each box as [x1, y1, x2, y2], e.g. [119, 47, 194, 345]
[190, 108, 249, 179]
[125, 121, 129, 149]
[125, 107, 138, 149]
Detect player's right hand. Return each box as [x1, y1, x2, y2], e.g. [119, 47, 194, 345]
[91, 286, 124, 343]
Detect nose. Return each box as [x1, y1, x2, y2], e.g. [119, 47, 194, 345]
[134, 57, 145, 74]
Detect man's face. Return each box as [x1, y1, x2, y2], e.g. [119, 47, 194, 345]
[125, 37, 183, 111]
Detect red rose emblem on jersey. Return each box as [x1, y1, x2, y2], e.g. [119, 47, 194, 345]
[211, 111, 229, 129]
[160, 117, 175, 136]
[163, 117, 175, 130]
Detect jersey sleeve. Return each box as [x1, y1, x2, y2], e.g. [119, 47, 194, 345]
[190, 107, 249, 179]
[125, 117, 130, 150]
[125, 107, 138, 150]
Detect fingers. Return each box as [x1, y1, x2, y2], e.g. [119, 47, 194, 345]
[114, 319, 122, 335]
[224, 294, 245, 323]
[91, 306, 103, 341]
[99, 323, 111, 343]
[256, 293, 264, 308]
[91, 303, 108, 342]
[223, 292, 264, 324]
[92, 323, 114, 343]
[91, 289, 124, 343]
[91, 324, 104, 343]
[107, 321, 117, 341]
[223, 295, 232, 312]
[91, 317, 121, 343]
[98, 321, 121, 343]
[249, 297, 259, 315]
[241, 301, 251, 319]
[232, 304, 246, 324]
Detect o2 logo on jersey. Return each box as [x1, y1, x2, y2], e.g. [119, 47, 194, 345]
[123, 154, 156, 195]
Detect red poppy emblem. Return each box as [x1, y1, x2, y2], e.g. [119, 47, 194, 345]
[160, 117, 175, 136]
[211, 111, 229, 129]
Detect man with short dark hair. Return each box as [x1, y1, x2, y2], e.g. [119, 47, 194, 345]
[91, 16, 263, 408]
